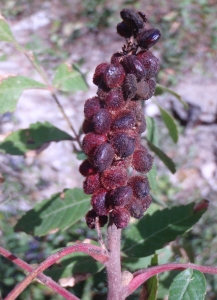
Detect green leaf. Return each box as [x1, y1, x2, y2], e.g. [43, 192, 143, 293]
[147, 163, 157, 191]
[0, 76, 46, 114]
[14, 188, 91, 236]
[146, 116, 159, 146]
[155, 84, 188, 109]
[0, 17, 16, 43]
[53, 63, 88, 92]
[122, 202, 207, 257]
[147, 141, 176, 174]
[0, 122, 73, 155]
[145, 254, 159, 300]
[76, 151, 87, 161]
[153, 101, 178, 143]
[45, 252, 103, 281]
[168, 269, 206, 300]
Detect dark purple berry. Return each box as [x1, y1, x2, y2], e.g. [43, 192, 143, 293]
[86, 209, 97, 229]
[137, 115, 147, 133]
[137, 50, 160, 80]
[140, 195, 152, 212]
[91, 189, 108, 216]
[120, 9, 143, 33]
[93, 63, 109, 86]
[83, 173, 102, 194]
[82, 119, 94, 134]
[128, 176, 150, 199]
[111, 207, 131, 229]
[97, 81, 111, 101]
[103, 63, 126, 89]
[84, 97, 101, 121]
[111, 132, 136, 158]
[122, 73, 137, 99]
[92, 109, 112, 134]
[104, 89, 125, 111]
[92, 143, 115, 172]
[137, 28, 161, 49]
[132, 149, 153, 173]
[112, 110, 136, 131]
[82, 132, 107, 156]
[121, 55, 146, 81]
[109, 186, 133, 207]
[79, 159, 97, 177]
[101, 166, 128, 190]
[117, 22, 133, 38]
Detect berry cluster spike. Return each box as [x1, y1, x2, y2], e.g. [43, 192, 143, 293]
[80, 9, 161, 229]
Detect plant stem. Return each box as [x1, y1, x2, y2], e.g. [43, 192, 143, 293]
[106, 217, 122, 300]
[0, 246, 78, 300]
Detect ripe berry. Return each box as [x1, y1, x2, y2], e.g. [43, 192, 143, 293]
[79, 159, 97, 177]
[82, 132, 107, 156]
[84, 97, 101, 121]
[137, 115, 147, 133]
[82, 119, 94, 134]
[127, 197, 144, 219]
[111, 131, 136, 158]
[104, 89, 125, 111]
[91, 189, 108, 216]
[103, 63, 126, 89]
[122, 73, 137, 99]
[83, 173, 102, 194]
[92, 142, 115, 172]
[111, 207, 131, 229]
[120, 9, 143, 33]
[135, 81, 150, 100]
[117, 22, 133, 38]
[128, 176, 150, 199]
[132, 149, 153, 173]
[92, 109, 112, 134]
[137, 28, 161, 49]
[121, 55, 146, 81]
[112, 110, 136, 131]
[93, 63, 109, 86]
[108, 185, 133, 207]
[137, 50, 160, 80]
[101, 166, 128, 190]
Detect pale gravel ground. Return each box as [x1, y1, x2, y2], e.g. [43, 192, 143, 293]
[0, 4, 216, 214]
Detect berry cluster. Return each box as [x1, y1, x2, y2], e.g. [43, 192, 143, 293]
[80, 9, 161, 229]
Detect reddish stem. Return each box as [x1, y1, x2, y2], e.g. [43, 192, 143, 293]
[122, 262, 217, 298]
[105, 218, 122, 300]
[4, 243, 108, 300]
[0, 246, 78, 300]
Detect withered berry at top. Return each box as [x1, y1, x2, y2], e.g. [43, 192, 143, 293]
[117, 21, 133, 39]
[120, 9, 144, 33]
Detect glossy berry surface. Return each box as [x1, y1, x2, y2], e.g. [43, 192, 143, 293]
[103, 63, 126, 89]
[92, 109, 112, 134]
[84, 96, 101, 121]
[108, 185, 133, 207]
[93, 63, 109, 86]
[92, 143, 115, 172]
[112, 110, 136, 131]
[91, 189, 108, 216]
[120, 9, 143, 33]
[111, 132, 136, 158]
[117, 22, 133, 38]
[137, 50, 160, 80]
[121, 55, 146, 81]
[137, 28, 161, 49]
[79, 159, 96, 177]
[128, 176, 150, 199]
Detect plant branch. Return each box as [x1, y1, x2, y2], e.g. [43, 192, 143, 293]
[105, 217, 122, 300]
[4, 243, 108, 300]
[0, 246, 79, 300]
[122, 262, 217, 298]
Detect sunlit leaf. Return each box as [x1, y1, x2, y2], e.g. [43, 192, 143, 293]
[53, 63, 88, 92]
[0, 122, 73, 155]
[168, 269, 206, 300]
[122, 202, 207, 257]
[0, 76, 46, 114]
[0, 16, 16, 43]
[14, 188, 90, 236]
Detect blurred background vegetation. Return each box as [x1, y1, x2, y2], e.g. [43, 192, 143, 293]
[0, 0, 217, 299]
